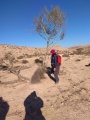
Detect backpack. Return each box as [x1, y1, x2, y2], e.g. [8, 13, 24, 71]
[57, 55, 61, 66]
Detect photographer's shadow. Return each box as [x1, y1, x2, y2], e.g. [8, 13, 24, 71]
[24, 91, 45, 120]
[0, 97, 9, 120]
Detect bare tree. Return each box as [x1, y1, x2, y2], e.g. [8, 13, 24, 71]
[34, 6, 66, 55]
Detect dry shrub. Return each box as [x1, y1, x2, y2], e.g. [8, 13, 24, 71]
[22, 60, 29, 64]
[34, 59, 43, 64]
[0, 59, 3, 65]
[4, 52, 15, 63]
[76, 48, 83, 54]
[31, 65, 46, 84]
[26, 54, 32, 58]
[75, 59, 81, 62]
[62, 54, 70, 57]
[17, 55, 24, 59]
[5, 52, 15, 59]
[0, 65, 8, 70]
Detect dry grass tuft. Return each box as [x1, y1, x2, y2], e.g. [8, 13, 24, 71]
[34, 58, 43, 64]
[22, 60, 29, 64]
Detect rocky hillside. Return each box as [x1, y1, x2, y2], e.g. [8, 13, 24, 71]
[0, 44, 66, 58]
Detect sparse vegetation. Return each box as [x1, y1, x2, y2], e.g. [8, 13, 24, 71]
[17, 55, 24, 59]
[69, 46, 90, 55]
[0, 44, 90, 120]
[62, 54, 70, 57]
[34, 58, 43, 64]
[22, 60, 29, 64]
[4, 52, 15, 67]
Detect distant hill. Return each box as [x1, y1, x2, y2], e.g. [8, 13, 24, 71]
[0, 44, 90, 58]
[0, 44, 66, 58]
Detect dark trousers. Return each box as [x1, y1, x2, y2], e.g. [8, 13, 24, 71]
[54, 66, 60, 82]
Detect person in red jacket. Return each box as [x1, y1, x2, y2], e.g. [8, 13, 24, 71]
[50, 49, 61, 84]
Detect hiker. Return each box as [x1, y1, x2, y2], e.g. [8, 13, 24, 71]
[50, 49, 61, 84]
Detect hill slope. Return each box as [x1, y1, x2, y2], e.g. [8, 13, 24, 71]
[0, 44, 90, 120]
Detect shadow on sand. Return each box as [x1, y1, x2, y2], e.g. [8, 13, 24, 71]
[0, 97, 9, 120]
[24, 91, 45, 120]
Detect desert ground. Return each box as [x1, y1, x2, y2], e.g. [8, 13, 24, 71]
[0, 44, 90, 120]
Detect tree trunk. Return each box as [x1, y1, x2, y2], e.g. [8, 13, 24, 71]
[46, 40, 49, 56]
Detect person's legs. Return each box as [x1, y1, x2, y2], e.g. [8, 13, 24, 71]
[54, 66, 60, 83]
[47, 67, 56, 82]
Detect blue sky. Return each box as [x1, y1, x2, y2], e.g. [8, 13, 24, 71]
[0, 0, 90, 48]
